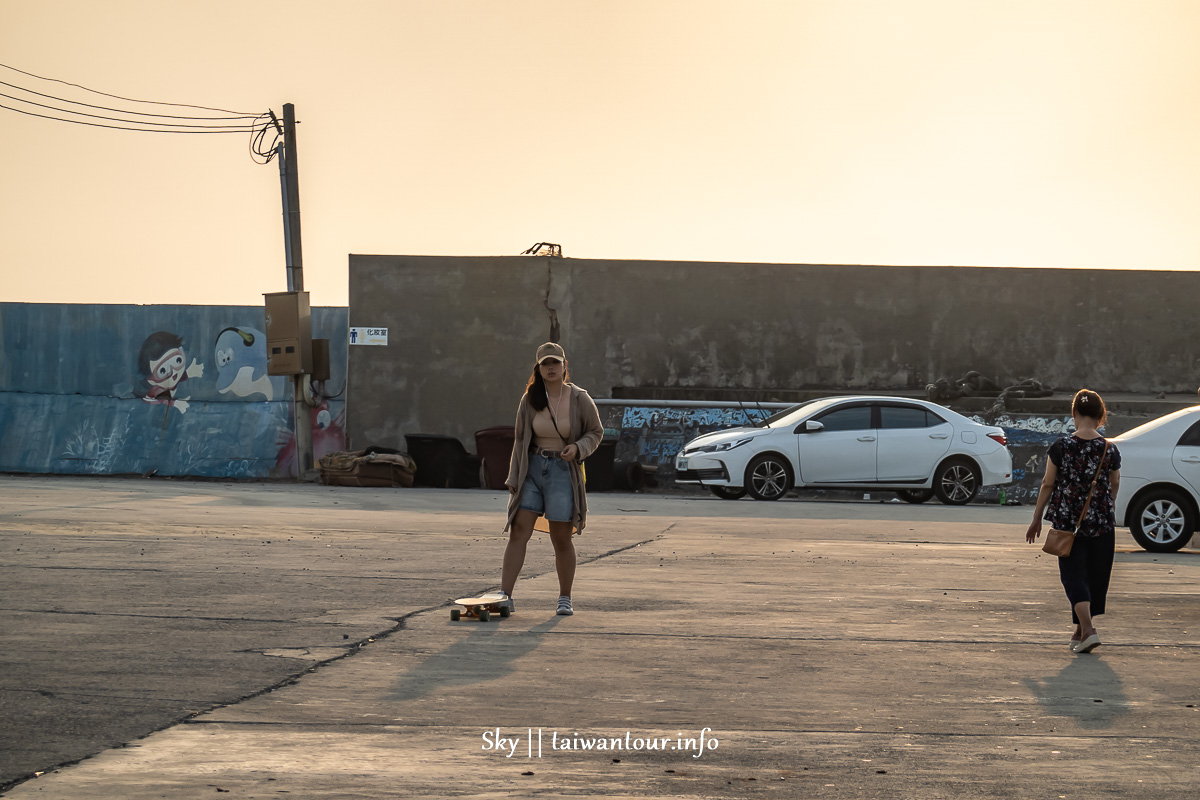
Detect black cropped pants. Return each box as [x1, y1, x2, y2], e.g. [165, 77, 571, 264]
[1057, 530, 1115, 625]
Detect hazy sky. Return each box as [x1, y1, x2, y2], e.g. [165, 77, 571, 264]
[3, 1, 1199, 307]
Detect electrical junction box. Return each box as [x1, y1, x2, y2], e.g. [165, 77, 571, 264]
[311, 338, 331, 381]
[263, 291, 312, 375]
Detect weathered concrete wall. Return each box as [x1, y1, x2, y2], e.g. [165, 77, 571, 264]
[348, 255, 1200, 452]
[347, 256, 553, 451]
[0, 303, 348, 478]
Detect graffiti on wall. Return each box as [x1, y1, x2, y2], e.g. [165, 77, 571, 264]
[214, 326, 277, 400]
[62, 418, 129, 473]
[615, 406, 771, 476]
[275, 400, 348, 475]
[0, 304, 349, 479]
[134, 331, 205, 414]
[968, 414, 1076, 503]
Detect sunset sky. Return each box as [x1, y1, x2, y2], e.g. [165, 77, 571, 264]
[3, 1, 1199, 307]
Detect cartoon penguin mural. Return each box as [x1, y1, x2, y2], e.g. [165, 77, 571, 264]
[213, 327, 275, 400]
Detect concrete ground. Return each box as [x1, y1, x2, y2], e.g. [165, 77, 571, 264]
[1, 476, 1198, 799]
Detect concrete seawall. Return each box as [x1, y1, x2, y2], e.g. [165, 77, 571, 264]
[347, 255, 1199, 461]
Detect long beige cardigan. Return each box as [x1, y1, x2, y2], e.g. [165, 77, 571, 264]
[504, 383, 604, 534]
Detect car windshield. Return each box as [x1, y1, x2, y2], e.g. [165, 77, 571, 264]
[754, 398, 842, 428]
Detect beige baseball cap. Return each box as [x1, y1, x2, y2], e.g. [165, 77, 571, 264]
[535, 342, 566, 363]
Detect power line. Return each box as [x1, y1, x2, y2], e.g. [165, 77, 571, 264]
[0, 79, 259, 120]
[0, 62, 282, 161]
[0, 61, 258, 116]
[0, 90, 261, 129]
[249, 112, 284, 164]
[0, 102, 258, 133]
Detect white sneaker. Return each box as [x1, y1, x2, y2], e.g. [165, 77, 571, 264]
[556, 596, 573, 616]
[494, 592, 514, 613]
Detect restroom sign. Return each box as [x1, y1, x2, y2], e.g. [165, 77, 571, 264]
[349, 327, 388, 346]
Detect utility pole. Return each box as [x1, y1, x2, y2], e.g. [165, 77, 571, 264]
[272, 103, 314, 478]
[282, 104, 304, 293]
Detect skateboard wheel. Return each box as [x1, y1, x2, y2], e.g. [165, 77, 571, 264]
[479, 609, 490, 622]
[450, 609, 460, 621]
[499, 606, 510, 618]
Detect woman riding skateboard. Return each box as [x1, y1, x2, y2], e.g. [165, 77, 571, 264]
[497, 342, 604, 616]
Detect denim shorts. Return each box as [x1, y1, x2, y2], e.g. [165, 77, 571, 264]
[519, 452, 575, 522]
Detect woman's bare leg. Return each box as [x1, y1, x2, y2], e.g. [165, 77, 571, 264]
[1075, 601, 1096, 638]
[501, 510, 538, 595]
[547, 522, 576, 598]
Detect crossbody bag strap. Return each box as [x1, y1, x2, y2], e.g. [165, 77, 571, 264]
[548, 387, 571, 446]
[1072, 440, 1110, 532]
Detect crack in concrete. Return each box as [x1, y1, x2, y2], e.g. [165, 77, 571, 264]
[0, 533, 663, 793]
[543, 258, 560, 341]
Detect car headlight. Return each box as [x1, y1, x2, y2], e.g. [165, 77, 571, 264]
[688, 437, 754, 454]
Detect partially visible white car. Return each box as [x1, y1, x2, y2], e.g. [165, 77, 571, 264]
[674, 396, 1012, 504]
[1113, 406, 1200, 552]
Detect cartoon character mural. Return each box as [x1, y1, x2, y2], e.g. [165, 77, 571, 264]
[275, 400, 347, 476]
[134, 331, 204, 414]
[213, 326, 275, 400]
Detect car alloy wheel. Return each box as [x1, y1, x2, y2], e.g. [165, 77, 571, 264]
[934, 460, 979, 505]
[745, 454, 791, 501]
[710, 486, 747, 500]
[1130, 491, 1195, 552]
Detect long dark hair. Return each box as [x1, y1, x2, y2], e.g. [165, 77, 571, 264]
[524, 363, 570, 411]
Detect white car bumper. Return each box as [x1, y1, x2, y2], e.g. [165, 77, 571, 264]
[977, 447, 1014, 487]
[674, 452, 738, 486]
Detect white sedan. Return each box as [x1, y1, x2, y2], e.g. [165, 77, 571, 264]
[1113, 406, 1200, 552]
[674, 396, 1012, 504]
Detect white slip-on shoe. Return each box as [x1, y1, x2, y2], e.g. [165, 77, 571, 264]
[1075, 633, 1101, 653]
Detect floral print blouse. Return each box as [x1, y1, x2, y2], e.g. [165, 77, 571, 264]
[1043, 434, 1122, 538]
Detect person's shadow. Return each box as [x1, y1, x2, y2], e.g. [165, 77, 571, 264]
[388, 615, 564, 702]
[1022, 655, 1129, 730]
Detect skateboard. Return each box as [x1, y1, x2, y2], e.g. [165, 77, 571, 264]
[450, 592, 511, 622]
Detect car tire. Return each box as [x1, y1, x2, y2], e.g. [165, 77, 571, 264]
[896, 489, 934, 504]
[933, 459, 980, 505]
[711, 486, 747, 500]
[1129, 489, 1196, 552]
[744, 454, 792, 501]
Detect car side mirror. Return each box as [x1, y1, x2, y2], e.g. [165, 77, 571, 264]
[802, 420, 824, 433]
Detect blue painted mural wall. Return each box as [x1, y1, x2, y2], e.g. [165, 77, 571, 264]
[0, 303, 348, 478]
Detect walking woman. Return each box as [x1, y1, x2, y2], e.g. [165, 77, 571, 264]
[498, 342, 604, 616]
[1026, 389, 1122, 653]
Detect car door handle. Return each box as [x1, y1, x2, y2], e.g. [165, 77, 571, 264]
[1182, 456, 1200, 463]
[929, 433, 949, 439]
[857, 435, 876, 442]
